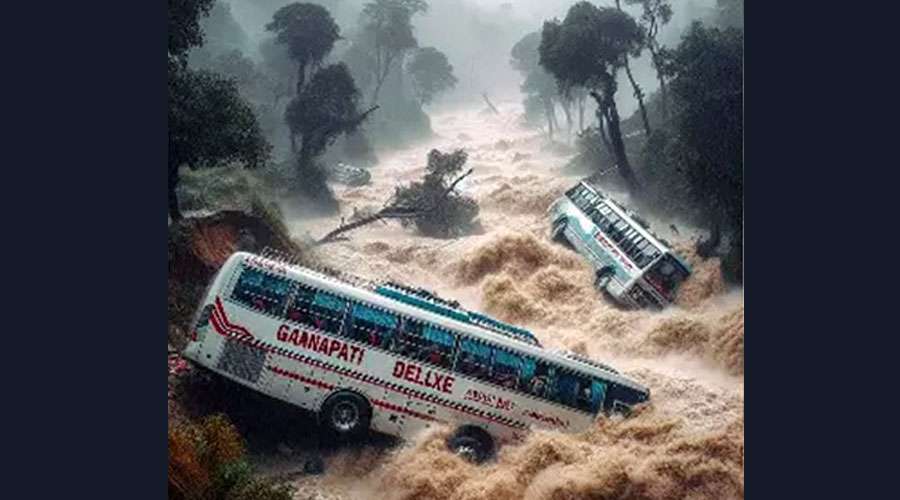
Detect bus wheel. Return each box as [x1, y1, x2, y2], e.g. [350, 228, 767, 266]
[447, 427, 494, 464]
[321, 391, 371, 438]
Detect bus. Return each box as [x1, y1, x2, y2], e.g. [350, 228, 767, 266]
[183, 250, 650, 463]
[547, 181, 692, 309]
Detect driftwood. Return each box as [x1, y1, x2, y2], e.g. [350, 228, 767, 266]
[315, 168, 474, 245]
[481, 93, 500, 115]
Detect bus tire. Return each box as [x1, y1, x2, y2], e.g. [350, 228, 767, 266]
[447, 426, 495, 464]
[320, 391, 372, 439]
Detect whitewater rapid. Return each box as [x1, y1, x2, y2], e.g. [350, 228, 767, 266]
[284, 97, 744, 500]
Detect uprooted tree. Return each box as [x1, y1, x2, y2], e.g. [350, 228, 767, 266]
[317, 148, 478, 244]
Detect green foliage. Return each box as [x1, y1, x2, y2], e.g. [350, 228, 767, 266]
[169, 68, 272, 219]
[168, 0, 215, 67]
[285, 63, 365, 160]
[168, 414, 294, 500]
[406, 47, 457, 105]
[539, 2, 642, 93]
[393, 149, 479, 238]
[635, 22, 743, 282]
[169, 70, 271, 173]
[265, 2, 340, 78]
[668, 22, 743, 230]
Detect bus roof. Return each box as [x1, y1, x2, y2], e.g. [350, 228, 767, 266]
[226, 251, 648, 393]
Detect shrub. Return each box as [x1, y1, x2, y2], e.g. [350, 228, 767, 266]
[168, 414, 294, 500]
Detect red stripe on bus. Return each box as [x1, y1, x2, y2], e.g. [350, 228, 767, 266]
[209, 309, 527, 431]
[265, 364, 445, 425]
[266, 365, 334, 391]
[214, 297, 255, 338]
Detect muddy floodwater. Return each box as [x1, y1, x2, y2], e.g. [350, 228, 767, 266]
[280, 96, 744, 500]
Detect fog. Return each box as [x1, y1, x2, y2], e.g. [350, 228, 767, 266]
[217, 0, 719, 115]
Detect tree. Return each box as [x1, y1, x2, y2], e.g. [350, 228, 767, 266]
[668, 22, 743, 281]
[511, 32, 560, 139]
[265, 3, 341, 93]
[406, 47, 457, 105]
[168, 0, 215, 68]
[169, 70, 271, 221]
[539, 2, 644, 193]
[360, 0, 428, 103]
[625, 0, 674, 120]
[285, 64, 375, 165]
[167, 0, 271, 221]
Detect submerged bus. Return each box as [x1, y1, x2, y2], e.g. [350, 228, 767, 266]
[548, 181, 691, 309]
[183, 251, 649, 463]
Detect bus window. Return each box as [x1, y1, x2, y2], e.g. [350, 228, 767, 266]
[418, 325, 456, 369]
[554, 371, 580, 408]
[286, 287, 347, 334]
[456, 338, 492, 381]
[393, 318, 425, 357]
[232, 267, 292, 315]
[491, 348, 524, 390]
[526, 361, 555, 398]
[645, 255, 690, 300]
[565, 184, 583, 199]
[588, 379, 608, 413]
[349, 302, 398, 348]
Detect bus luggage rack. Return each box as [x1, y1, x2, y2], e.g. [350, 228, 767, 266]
[259, 246, 382, 291]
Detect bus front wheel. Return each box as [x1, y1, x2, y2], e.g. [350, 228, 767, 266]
[447, 426, 495, 464]
[321, 391, 372, 438]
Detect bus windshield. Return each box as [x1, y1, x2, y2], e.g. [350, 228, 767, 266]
[644, 255, 690, 300]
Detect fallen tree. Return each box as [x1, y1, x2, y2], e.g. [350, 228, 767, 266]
[316, 148, 478, 244]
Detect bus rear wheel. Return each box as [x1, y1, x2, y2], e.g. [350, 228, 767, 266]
[447, 427, 495, 464]
[321, 391, 371, 438]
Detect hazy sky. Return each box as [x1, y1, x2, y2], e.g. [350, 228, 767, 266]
[222, 0, 721, 114]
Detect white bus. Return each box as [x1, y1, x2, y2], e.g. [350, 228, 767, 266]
[548, 181, 692, 309]
[183, 250, 650, 462]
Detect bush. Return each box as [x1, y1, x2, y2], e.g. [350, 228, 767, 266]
[168, 414, 294, 500]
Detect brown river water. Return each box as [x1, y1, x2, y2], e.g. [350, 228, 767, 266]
[280, 96, 744, 500]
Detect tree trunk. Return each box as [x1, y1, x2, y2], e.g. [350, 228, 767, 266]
[596, 103, 613, 157]
[543, 97, 555, 140]
[649, 45, 669, 120]
[168, 164, 182, 222]
[591, 90, 640, 193]
[623, 57, 651, 137]
[561, 99, 573, 142]
[577, 94, 585, 132]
